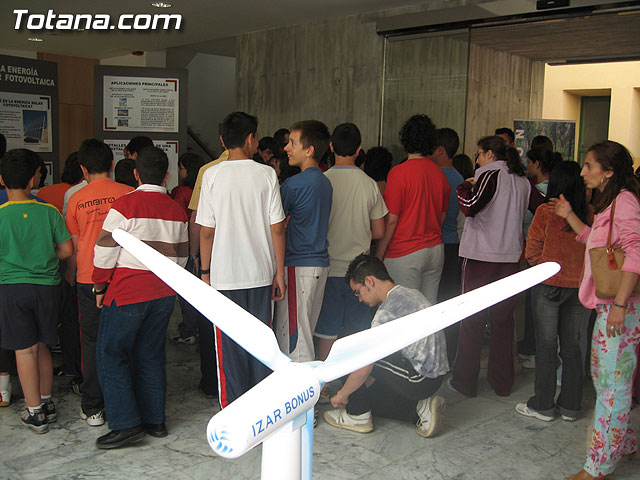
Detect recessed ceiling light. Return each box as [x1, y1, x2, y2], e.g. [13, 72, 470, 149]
[28, 37, 44, 42]
[151, 2, 172, 7]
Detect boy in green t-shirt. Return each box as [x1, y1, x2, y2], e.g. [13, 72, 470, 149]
[0, 149, 73, 433]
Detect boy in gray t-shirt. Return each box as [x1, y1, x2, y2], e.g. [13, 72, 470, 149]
[323, 254, 449, 438]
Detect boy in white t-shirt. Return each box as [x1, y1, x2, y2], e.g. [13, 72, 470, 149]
[195, 111, 285, 408]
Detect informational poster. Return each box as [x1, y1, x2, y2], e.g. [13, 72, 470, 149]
[0, 91, 53, 152]
[104, 139, 179, 191]
[103, 75, 179, 132]
[514, 119, 576, 161]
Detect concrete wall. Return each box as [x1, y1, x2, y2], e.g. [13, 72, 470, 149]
[186, 53, 236, 156]
[382, 32, 470, 161]
[236, 15, 383, 148]
[236, 11, 543, 157]
[542, 61, 640, 165]
[464, 43, 544, 156]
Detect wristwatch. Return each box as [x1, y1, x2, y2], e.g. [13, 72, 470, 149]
[92, 285, 108, 295]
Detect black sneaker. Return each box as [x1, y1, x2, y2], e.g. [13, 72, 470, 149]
[43, 399, 57, 423]
[21, 407, 49, 434]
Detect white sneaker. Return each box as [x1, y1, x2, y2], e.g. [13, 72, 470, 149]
[81, 408, 105, 426]
[561, 414, 577, 422]
[518, 354, 536, 369]
[323, 408, 373, 433]
[416, 395, 446, 438]
[515, 403, 553, 422]
[0, 382, 11, 407]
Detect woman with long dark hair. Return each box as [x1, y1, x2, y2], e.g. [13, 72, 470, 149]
[552, 141, 640, 480]
[515, 161, 592, 423]
[450, 135, 531, 397]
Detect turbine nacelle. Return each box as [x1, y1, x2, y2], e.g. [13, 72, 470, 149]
[206, 363, 321, 458]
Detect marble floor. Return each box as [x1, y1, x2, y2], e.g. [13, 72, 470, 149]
[1, 309, 639, 480]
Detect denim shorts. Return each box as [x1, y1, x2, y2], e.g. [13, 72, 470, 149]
[314, 277, 375, 339]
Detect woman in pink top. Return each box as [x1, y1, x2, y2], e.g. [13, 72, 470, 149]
[552, 141, 640, 480]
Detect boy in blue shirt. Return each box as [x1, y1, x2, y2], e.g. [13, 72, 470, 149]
[275, 120, 333, 362]
[0, 149, 73, 433]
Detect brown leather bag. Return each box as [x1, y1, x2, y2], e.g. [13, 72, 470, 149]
[588, 198, 640, 299]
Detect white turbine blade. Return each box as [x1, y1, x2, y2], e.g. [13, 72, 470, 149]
[314, 262, 559, 383]
[112, 229, 290, 372]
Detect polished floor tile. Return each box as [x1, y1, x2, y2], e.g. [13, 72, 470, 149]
[1, 309, 638, 479]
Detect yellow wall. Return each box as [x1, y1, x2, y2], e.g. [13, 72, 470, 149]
[542, 61, 640, 167]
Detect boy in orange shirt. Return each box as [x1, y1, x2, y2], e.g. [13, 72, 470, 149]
[65, 139, 133, 426]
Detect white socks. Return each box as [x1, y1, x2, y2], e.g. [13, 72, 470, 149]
[0, 374, 9, 391]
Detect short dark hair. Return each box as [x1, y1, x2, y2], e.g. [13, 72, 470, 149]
[399, 114, 436, 156]
[78, 139, 113, 174]
[526, 148, 559, 175]
[289, 120, 330, 162]
[452, 154, 474, 179]
[125, 136, 154, 156]
[331, 123, 361, 157]
[495, 127, 515, 144]
[221, 112, 258, 150]
[345, 254, 394, 286]
[178, 152, 206, 189]
[364, 147, 393, 182]
[0, 133, 6, 158]
[258, 136, 275, 153]
[273, 129, 289, 153]
[135, 146, 168, 185]
[36, 156, 47, 188]
[114, 158, 138, 188]
[61, 152, 83, 184]
[530, 135, 553, 152]
[435, 128, 460, 159]
[0, 149, 40, 189]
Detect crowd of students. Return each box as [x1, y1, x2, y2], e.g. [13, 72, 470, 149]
[0, 114, 638, 480]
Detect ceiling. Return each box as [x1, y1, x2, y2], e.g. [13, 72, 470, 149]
[0, 0, 431, 59]
[1, 1, 639, 63]
[470, 9, 640, 62]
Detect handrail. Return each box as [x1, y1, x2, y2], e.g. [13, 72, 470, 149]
[187, 126, 217, 161]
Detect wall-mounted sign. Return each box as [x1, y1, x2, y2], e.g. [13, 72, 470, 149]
[104, 139, 179, 191]
[514, 119, 576, 161]
[103, 75, 179, 132]
[0, 91, 53, 152]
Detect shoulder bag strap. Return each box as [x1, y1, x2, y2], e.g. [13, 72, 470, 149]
[606, 198, 618, 270]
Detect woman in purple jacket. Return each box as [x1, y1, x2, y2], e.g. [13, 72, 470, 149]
[449, 136, 531, 397]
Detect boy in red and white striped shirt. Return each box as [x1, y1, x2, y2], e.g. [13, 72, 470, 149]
[92, 146, 188, 449]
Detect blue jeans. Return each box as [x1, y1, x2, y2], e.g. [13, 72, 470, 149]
[97, 296, 175, 430]
[526, 284, 590, 417]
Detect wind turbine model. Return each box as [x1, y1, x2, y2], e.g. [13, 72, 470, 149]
[112, 229, 559, 480]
